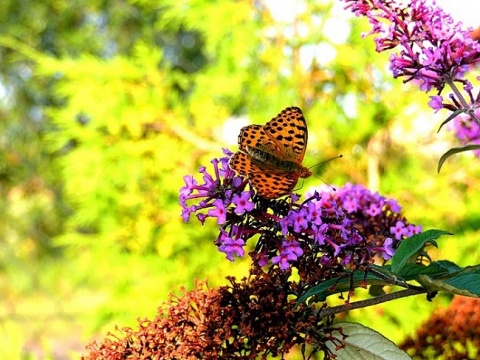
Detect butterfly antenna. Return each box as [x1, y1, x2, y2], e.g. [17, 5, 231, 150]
[309, 175, 337, 191]
[308, 154, 343, 171]
[308, 154, 343, 191]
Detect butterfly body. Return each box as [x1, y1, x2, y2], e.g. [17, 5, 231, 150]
[245, 146, 310, 176]
[229, 106, 312, 199]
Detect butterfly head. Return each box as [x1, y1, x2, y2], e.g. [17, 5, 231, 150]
[299, 166, 313, 179]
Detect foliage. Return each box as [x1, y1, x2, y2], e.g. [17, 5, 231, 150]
[1, 0, 480, 358]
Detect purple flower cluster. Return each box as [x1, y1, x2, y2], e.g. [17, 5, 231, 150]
[343, 0, 480, 158]
[180, 152, 421, 277]
[310, 183, 422, 260]
[180, 150, 355, 268]
[179, 148, 249, 224]
[343, 0, 480, 92]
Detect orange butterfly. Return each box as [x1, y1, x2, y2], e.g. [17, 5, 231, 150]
[229, 106, 312, 199]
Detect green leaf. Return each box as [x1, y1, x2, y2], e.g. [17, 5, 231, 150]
[437, 109, 465, 133]
[326, 322, 412, 360]
[417, 264, 480, 298]
[437, 144, 480, 173]
[393, 263, 431, 281]
[424, 260, 462, 274]
[395, 260, 460, 281]
[391, 229, 451, 276]
[297, 268, 392, 304]
[368, 264, 401, 282]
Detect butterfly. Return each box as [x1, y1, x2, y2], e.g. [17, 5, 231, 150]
[229, 106, 312, 199]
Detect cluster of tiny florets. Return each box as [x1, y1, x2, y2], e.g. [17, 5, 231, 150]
[343, 0, 480, 157]
[180, 151, 421, 281]
[343, 0, 480, 93]
[313, 183, 422, 261]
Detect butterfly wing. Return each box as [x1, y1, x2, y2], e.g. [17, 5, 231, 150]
[263, 106, 308, 163]
[237, 124, 283, 156]
[249, 171, 298, 199]
[230, 107, 310, 199]
[229, 151, 253, 176]
[230, 151, 298, 198]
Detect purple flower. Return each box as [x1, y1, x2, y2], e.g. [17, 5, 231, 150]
[217, 148, 234, 177]
[341, 195, 359, 213]
[385, 198, 401, 213]
[283, 239, 303, 258]
[196, 212, 207, 225]
[232, 191, 254, 214]
[272, 252, 296, 271]
[217, 229, 245, 261]
[428, 95, 444, 112]
[313, 223, 328, 245]
[325, 237, 344, 257]
[371, 237, 396, 260]
[180, 175, 196, 197]
[199, 166, 215, 188]
[340, 254, 353, 268]
[181, 204, 194, 222]
[272, 241, 301, 271]
[279, 217, 290, 236]
[208, 199, 227, 225]
[291, 209, 309, 233]
[390, 220, 407, 240]
[257, 252, 269, 267]
[405, 224, 423, 237]
[307, 201, 323, 226]
[311, 182, 421, 257]
[366, 203, 382, 217]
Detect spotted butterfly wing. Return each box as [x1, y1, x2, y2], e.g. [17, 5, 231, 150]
[229, 106, 312, 199]
[229, 151, 299, 199]
[262, 106, 308, 163]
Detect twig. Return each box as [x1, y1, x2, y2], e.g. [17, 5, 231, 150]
[317, 288, 427, 318]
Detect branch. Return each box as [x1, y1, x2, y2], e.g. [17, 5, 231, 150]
[317, 288, 427, 318]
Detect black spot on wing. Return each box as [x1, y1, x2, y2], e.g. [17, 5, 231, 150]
[263, 106, 308, 161]
[249, 171, 298, 199]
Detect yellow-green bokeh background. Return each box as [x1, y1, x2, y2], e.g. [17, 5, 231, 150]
[1, 0, 479, 358]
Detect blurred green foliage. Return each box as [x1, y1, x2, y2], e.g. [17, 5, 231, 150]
[1, 0, 480, 358]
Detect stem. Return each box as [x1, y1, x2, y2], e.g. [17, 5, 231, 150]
[317, 288, 427, 318]
[447, 79, 480, 127]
